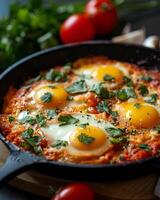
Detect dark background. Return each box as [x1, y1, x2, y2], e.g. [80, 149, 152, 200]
[0, 0, 160, 199]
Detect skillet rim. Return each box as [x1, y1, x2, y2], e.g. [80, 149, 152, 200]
[0, 40, 160, 170]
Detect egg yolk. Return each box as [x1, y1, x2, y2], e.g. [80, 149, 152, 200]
[118, 102, 160, 129]
[93, 65, 124, 83]
[34, 85, 68, 108]
[70, 125, 107, 151]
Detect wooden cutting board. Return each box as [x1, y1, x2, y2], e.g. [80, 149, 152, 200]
[0, 141, 158, 200]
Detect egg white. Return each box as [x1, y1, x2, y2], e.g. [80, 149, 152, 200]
[41, 114, 114, 157]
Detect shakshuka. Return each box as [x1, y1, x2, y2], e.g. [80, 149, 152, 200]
[0, 56, 160, 164]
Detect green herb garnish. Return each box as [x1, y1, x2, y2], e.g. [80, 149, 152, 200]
[66, 80, 87, 94]
[139, 144, 151, 152]
[78, 133, 95, 145]
[96, 100, 109, 113]
[123, 76, 133, 86]
[45, 69, 67, 82]
[8, 116, 15, 123]
[58, 115, 79, 126]
[145, 94, 158, 104]
[138, 85, 148, 96]
[78, 123, 89, 128]
[103, 74, 115, 82]
[90, 83, 109, 99]
[40, 92, 52, 103]
[105, 127, 124, 138]
[36, 114, 46, 127]
[116, 87, 136, 100]
[141, 75, 152, 82]
[28, 75, 41, 84]
[109, 137, 127, 144]
[21, 128, 42, 155]
[155, 125, 160, 133]
[134, 103, 141, 109]
[47, 109, 57, 120]
[52, 140, 68, 149]
[110, 111, 118, 118]
[19, 115, 36, 125]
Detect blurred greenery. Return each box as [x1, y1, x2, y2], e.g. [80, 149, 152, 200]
[0, 0, 160, 72]
[0, 0, 85, 71]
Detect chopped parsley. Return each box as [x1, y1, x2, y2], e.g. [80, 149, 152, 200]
[138, 85, 149, 96]
[58, 115, 79, 126]
[123, 76, 133, 87]
[103, 74, 115, 82]
[134, 103, 141, 109]
[66, 80, 88, 94]
[19, 115, 36, 125]
[145, 93, 158, 104]
[116, 87, 136, 100]
[45, 68, 67, 82]
[8, 116, 15, 123]
[110, 111, 118, 118]
[52, 140, 68, 149]
[90, 83, 109, 99]
[40, 92, 53, 103]
[47, 109, 57, 120]
[109, 137, 127, 144]
[105, 127, 124, 138]
[21, 128, 42, 155]
[141, 75, 152, 82]
[36, 114, 47, 127]
[155, 125, 160, 133]
[27, 75, 41, 84]
[96, 100, 109, 113]
[78, 123, 89, 128]
[139, 144, 151, 152]
[78, 133, 95, 145]
[79, 74, 93, 80]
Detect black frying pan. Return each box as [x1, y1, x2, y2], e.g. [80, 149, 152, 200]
[0, 41, 160, 184]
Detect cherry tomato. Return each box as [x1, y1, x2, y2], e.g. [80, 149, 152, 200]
[60, 14, 95, 44]
[85, 0, 118, 34]
[51, 183, 95, 200]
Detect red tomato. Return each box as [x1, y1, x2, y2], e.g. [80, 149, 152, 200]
[85, 0, 118, 34]
[51, 183, 95, 200]
[60, 14, 95, 44]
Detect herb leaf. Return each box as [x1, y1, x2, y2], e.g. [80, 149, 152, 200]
[138, 85, 149, 96]
[8, 116, 15, 123]
[90, 83, 109, 99]
[78, 133, 95, 144]
[36, 114, 46, 127]
[52, 140, 68, 149]
[134, 103, 141, 109]
[40, 92, 52, 103]
[45, 69, 67, 82]
[66, 80, 87, 94]
[58, 115, 79, 126]
[96, 100, 109, 113]
[103, 74, 115, 82]
[141, 75, 152, 82]
[145, 93, 158, 104]
[123, 76, 133, 87]
[155, 125, 160, 133]
[109, 137, 127, 144]
[47, 109, 57, 120]
[116, 87, 136, 100]
[19, 115, 36, 125]
[105, 127, 124, 138]
[21, 128, 42, 155]
[139, 144, 151, 152]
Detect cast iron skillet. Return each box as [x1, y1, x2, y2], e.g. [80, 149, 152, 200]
[0, 41, 160, 184]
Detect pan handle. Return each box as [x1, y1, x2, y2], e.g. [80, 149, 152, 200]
[0, 137, 42, 185]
